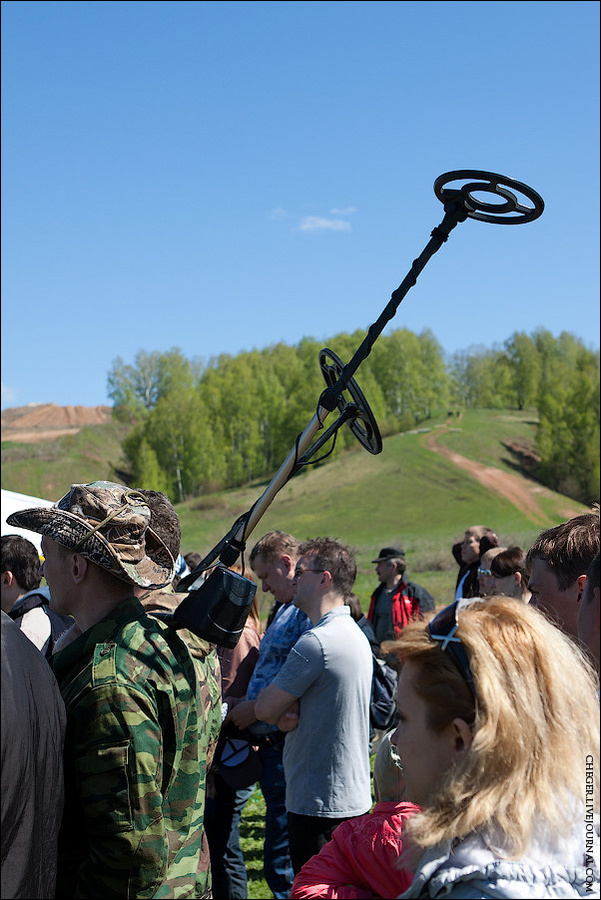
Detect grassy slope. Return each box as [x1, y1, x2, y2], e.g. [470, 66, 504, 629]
[2, 408, 586, 611]
[176, 408, 583, 613]
[1, 422, 132, 500]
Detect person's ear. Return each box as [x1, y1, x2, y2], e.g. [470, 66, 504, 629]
[514, 572, 522, 588]
[576, 574, 587, 600]
[1, 570, 14, 588]
[281, 555, 294, 576]
[450, 718, 473, 757]
[71, 554, 88, 584]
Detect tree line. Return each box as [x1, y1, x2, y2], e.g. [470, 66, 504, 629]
[107, 328, 600, 505]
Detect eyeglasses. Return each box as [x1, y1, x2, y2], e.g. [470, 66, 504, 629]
[293, 567, 325, 579]
[477, 568, 493, 577]
[427, 601, 476, 701]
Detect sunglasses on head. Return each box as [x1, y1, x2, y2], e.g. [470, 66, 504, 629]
[427, 601, 476, 701]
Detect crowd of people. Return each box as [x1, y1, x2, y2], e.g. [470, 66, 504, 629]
[1, 480, 599, 899]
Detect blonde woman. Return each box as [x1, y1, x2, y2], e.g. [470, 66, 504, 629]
[382, 596, 599, 898]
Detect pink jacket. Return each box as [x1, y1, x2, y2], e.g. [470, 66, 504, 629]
[290, 801, 419, 899]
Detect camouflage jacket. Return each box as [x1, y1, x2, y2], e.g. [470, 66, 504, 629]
[52, 595, 222, 899]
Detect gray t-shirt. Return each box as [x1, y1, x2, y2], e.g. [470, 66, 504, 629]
[273, 605, 373, 817]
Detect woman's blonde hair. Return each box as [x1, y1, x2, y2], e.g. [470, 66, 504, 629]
[383, 596, 600, 857]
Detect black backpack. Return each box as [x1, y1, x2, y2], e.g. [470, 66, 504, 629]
[8, 591, 73, 659]
[370, 654, 398, 732]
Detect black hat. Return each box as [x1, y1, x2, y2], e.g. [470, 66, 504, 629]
[216, 724, 263, 791]
[371, 547, 406, 563]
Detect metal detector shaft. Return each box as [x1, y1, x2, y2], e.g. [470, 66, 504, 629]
[326, 200, 467, 403]
[215, 201, 469, 561]
[242, 410, 328, 535]
[177, 409, 329, 590]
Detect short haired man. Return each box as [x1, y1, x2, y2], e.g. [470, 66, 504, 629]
[256, 538, 373, 875]
[526, 511, 600, 642]
[577, 551, 600, 675]
[367, 547, 435, 644]
[1, 533, 72, 656]
[7, 481, 216, 898]
[226, 530, 311, 899]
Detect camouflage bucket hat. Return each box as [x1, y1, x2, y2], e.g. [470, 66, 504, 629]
[6, 481, 175, 589]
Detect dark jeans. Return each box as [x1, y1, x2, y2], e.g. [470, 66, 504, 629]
[204, 772, 253, 899]
[287, 811, 350, 875]
[257, 742, 294, 899]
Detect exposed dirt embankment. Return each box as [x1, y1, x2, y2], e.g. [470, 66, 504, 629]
[1, 404, 112, 443]
[422, 426, 583, 524]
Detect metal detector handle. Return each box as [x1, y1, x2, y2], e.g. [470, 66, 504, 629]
[235, 408, 328, 536]
[178, 389, 367, 591]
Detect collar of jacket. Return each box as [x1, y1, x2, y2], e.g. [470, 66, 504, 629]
[374, 578, 408, 600]
[51, 594, 142, 676]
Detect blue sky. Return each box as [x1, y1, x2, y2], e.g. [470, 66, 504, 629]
[1, 0, 599, 410]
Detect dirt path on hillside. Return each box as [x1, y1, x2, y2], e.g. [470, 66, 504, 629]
[2, 428, 88, 443]
[422, 427, 582, 524]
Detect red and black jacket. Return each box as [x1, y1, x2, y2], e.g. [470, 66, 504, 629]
[367, 579, 435, 639]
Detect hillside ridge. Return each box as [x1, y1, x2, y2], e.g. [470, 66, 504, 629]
[1, 403, 112, 442]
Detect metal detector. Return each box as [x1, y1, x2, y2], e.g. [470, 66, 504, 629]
[173, 170, 544, 647]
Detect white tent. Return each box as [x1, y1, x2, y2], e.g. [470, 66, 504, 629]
[1, 489, 54, 553]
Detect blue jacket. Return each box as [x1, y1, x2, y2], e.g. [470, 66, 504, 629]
[398, 828, 599, 899]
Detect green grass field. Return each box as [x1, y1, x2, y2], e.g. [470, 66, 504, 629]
[239, 787, 271, 899]
[1, 421, 131, 501]
[239, 745, 380, 898]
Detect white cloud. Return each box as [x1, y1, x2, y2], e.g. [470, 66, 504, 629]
[1, 382, 19, 407]
[297, 216, 352, 233]
[330, 206, 357, 216]
[268, 207, 288, 220]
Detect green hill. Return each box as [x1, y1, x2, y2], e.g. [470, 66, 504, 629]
[174, 408, 587, 616]
[1, 421, 132, 500]
[2, 407, 587, 617]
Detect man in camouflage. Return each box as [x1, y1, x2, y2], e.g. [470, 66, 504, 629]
[135, 489, 223, 896]
[8, 481, 222, 899]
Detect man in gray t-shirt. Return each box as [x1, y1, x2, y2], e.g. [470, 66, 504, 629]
[256, 538, 373, 875]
